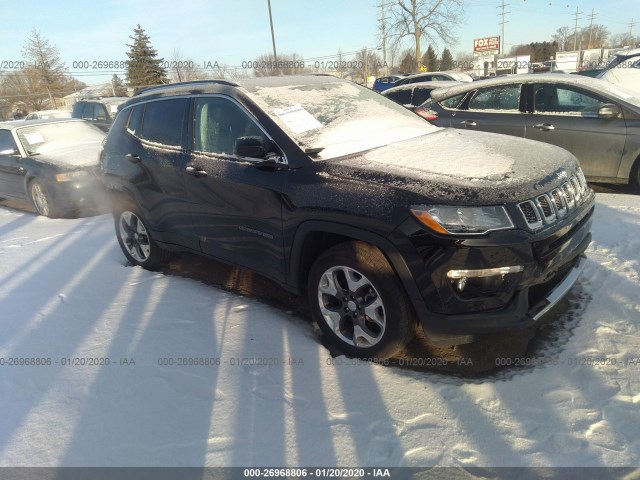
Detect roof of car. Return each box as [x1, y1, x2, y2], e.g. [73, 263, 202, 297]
[428, 73, 640, 103]
[28, 109, 70, 115]
[0, 118, 86, 131]
[382, 80, 463, 94]
[120, 75, 349, 108]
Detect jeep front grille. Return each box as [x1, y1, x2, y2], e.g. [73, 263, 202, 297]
[517, 173, 588, 230]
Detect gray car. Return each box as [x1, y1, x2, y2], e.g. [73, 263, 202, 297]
[420, 74, 640, 188]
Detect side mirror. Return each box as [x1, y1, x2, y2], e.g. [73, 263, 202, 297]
[598, 104, 621, 119]
[234, 136, 271, 159]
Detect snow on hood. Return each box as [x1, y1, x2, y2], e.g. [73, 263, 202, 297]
[36, 140, 103, 167]
[331, 129, 580, 204]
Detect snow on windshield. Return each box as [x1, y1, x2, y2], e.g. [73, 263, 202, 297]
[17, 121, 104, 156]
[249, 81, 436, 159]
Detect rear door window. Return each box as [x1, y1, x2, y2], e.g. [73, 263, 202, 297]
[140, 99, 189, 147]
[468, 85, 521, 111]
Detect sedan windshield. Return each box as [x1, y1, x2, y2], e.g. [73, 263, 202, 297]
[16, 121, 104, 156]
[248, 80, 436, 160]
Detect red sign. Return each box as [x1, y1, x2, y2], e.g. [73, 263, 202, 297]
[474, 36, 500, 53]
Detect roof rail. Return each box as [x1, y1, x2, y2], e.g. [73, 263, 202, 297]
[133, 79, 240, 96]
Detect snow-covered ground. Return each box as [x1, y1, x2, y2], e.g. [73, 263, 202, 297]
[0, 193, 638, 468]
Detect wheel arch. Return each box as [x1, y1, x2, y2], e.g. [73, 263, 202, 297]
[287, 221, 423, 305]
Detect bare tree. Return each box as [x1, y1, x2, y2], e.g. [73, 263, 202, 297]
[355, 48, 383, 85]
[609, 32, 640, 48]
[552, 26, 572, 52]
[390, 0, 465, 69]
[169, 48, 208, 83]
[21, 30, 71, 108]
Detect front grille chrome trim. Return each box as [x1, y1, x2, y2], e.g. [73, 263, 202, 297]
[517, 172, 588, 231]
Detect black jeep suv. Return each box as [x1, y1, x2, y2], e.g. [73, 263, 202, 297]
[101, 76, 594, 359]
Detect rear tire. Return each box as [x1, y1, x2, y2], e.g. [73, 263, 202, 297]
[114, 201, 171, 269]
[307, 241, 416, 359]
[29, 179, 61, 218]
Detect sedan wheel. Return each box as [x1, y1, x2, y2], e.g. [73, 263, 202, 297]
[29, 180, 59, 218]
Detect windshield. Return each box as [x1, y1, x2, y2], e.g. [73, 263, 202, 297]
[16, 121, 104, 156]
[247, 80, 436, 160]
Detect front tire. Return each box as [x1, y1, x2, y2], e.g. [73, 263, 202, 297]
[29, 179, 61, 218]
[307, 241, 416, 359]
[114, 202, 171, 269]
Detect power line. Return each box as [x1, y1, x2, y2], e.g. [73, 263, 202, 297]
[497, 0, 510, 56]
[587, 8, 597, 49]
[572, 6, 582, 51]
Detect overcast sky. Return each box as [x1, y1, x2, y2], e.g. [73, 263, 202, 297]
[1, 0, 636, 84]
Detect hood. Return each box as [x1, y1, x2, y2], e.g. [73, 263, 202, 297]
[328, 129, 580, 204]
[35, 141, 103, 168]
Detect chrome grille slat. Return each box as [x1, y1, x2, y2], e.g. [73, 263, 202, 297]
[517, 172, 588, 231]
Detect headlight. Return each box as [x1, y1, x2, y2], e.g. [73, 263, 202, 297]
[411, 205, 514, 235]
[55, 170, 90, 182]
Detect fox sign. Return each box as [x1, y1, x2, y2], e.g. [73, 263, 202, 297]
[474, 36, 500, 54]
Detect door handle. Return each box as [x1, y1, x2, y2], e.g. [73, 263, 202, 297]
[186, 165, 208, 177]
[534, 123, 555, 131]
[125, 153, 141, 163]
[460, 120, 477, 127]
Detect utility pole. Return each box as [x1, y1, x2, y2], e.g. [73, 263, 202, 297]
[267, 0, 278, 75]
[497, 0, 510, 56]
[587, 8, 596, 49]
[629, 18, 637, 42]
[381, 0, 388, 75]
[572, 6, 582, 52]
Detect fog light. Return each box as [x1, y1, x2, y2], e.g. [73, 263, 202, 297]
[447, 266, 523, 296]
[447, 265, 524, 279]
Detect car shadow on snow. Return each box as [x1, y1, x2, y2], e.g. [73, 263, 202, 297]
[158, 250, 594, 379]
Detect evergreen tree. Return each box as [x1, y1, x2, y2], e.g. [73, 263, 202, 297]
[125, 25, 168, 90]
[399, 49, 416, 73]
[421, 45, 438, 71]
[440, 48, 454, 71]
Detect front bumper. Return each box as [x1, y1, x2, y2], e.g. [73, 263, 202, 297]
[390, 194, 594, 346]
[48, 177, 107, 212]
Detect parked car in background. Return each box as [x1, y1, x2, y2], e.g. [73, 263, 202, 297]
[24, 109, 71, 120]
[72, 97, 129, 132]
[597, 48, 640, 96]
[382, 81, 462, 111]
[0, 119, 105, 217]
[372, 75, 405, 92]
[419, 74, 640, 188]
[393, 71, 473, 87]
[101, 76, 594, 359]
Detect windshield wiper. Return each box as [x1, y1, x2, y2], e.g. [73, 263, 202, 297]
[27, 150, 40, 156]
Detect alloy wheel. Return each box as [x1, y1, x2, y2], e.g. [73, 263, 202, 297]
[31, 182, 50, 217]
[316, 265, 386, 348]
[118, 211, 151, 263]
